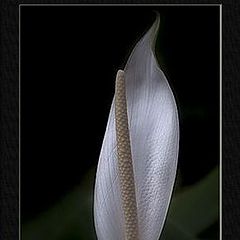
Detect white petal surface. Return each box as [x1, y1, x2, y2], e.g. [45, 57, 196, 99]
[94, 15, 179, 240]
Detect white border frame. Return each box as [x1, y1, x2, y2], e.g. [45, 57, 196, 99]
[19, 3, 222, 240]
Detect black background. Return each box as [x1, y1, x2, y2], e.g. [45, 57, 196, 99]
[21, 6, 219, 224]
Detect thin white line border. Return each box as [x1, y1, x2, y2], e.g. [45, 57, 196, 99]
[19, 3, 222, 240]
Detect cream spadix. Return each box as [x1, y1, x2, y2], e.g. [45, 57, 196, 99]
[94, 14, 179, 240]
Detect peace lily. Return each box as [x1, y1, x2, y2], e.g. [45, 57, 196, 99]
[94, 14, 179, 240]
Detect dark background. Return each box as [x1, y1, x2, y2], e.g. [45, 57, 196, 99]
[20, 4, 219, 235]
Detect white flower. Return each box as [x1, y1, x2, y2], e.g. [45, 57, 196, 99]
[94, 14, 179, 240]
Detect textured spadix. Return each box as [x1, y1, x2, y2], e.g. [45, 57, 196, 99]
[94, 15, 179, 240]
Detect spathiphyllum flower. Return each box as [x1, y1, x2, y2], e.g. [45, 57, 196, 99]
[94, 14, 179, 240]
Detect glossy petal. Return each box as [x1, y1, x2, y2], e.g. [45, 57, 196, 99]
[94, 14, 179, 240]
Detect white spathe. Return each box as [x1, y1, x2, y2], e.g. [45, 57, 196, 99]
[94, 15, 179, 240]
